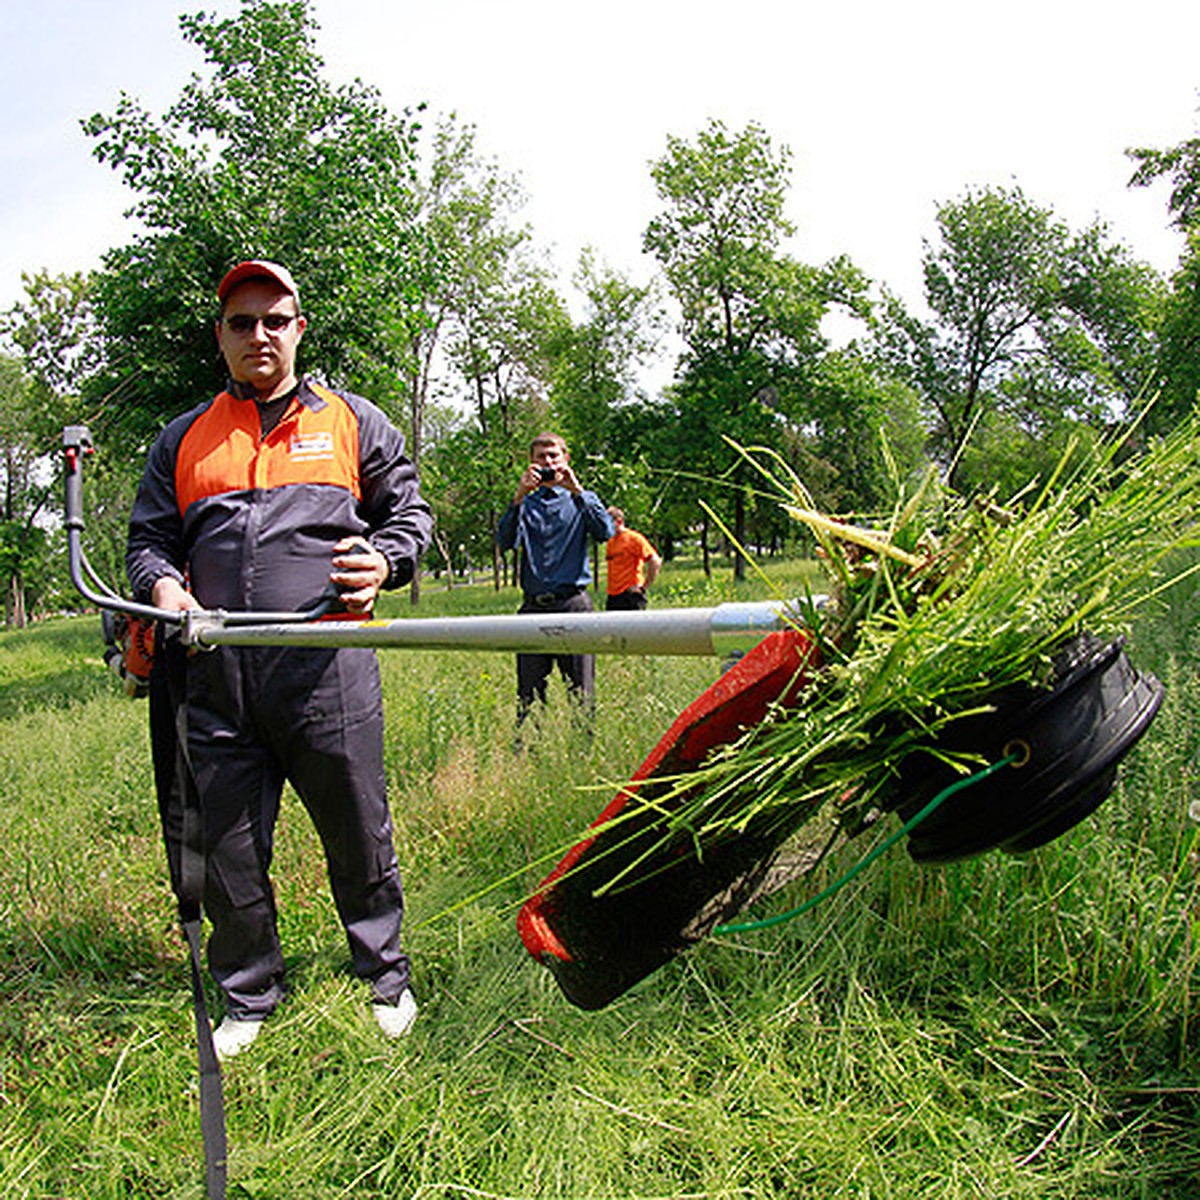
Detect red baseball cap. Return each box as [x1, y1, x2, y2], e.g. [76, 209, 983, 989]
[217, 260, 300, 306]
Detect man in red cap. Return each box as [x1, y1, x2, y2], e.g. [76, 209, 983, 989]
[128, 261, 432, 1057]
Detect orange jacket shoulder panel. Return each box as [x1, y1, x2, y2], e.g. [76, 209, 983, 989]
[175, 387, 361, 513]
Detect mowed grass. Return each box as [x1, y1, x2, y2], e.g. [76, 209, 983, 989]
[2, 556, 1199, 1198]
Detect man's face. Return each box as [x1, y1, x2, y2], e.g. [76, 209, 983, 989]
[531, 440, 568, 473]
[216, 279, 306, 396]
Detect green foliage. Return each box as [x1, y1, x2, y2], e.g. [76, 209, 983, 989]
[419, 422, 516, 583]
[1051, 221, 1164, 413]
[1147, 228, 1200, 432]
[82, 0, 424, 446]
[451, 261, 568, 442]
[2, 9, 1193, 641]
[32, 9, 1188, 611]
[550, 247, 665, 458]
[875, 185, 1162, 490]
[644, 118, 796, 342]
[1128, 109, 1200, 231]
[642, 119, 881, 577]
[0, 273, 128, 626]
[793, 347, 926, 517]
[0, 351, 59, 626]
[1126, 108, 1200, 432]
[406, 116, 539, 454]
[1, 269, 102, 415]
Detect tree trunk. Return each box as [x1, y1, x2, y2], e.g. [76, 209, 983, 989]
[431, 525, 456, 589]
[7, 572, 27, 630]
[491, 507, 504, 590]
[408, 362, 427, 609]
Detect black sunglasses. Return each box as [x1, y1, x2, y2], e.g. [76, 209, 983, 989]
[223, 313, 299, 335]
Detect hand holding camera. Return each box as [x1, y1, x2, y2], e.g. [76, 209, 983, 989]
[515, 455, 581, 503]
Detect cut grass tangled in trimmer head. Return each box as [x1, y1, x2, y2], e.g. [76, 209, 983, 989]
[521, 408, 1199, 1008]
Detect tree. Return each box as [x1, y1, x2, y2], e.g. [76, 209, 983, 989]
[549, 249, 664, 522]
[418, 422, 503, 586]
[876, 185, 1161, 490]
[402, 116, 532, 594]
[450, 261, 571, 587]
[443, 231, 563, 442]
[553, 248, 663, 441]
[0, 355, 44, 627]
[799, 348, 925, 518]
[892, 186, 1067, 475]
[1128, 100, 1200, 232]
[643, 119, 868, 577]
[1149, 231, 1200, 431]
[0, 272, 107, 625]
[1128, 108, 1200, 430]
[82, 0, 423, 454]
[407, 118, 499, 463]
[3, 270, 103, 406]
[1026, 223, 1163, 426]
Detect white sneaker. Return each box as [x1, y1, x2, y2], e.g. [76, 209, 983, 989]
[212, 1015, 264, 1060]
[372, 988, 418, 1038]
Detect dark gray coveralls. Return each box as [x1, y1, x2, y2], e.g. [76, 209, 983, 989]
[129, 377, 432, 1017]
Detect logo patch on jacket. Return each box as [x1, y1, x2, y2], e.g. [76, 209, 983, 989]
[290, 431, 335, 461]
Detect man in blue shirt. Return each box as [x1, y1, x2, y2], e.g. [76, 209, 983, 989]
[496, 432, 615, 724]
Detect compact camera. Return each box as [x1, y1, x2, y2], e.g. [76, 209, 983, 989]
[539, 466, 557, 482]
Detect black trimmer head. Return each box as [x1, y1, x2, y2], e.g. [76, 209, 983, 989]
[895, 634, 1164, 862]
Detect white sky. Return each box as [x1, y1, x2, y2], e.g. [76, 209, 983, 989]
[2, 0, 1198, 327]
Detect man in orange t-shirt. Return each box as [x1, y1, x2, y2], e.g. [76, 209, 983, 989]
[605, 507, 662, 610]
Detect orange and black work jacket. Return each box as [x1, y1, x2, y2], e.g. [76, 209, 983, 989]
[127, 377, 432, 613]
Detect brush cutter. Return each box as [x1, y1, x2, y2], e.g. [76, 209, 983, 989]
[62, 425, 822, 977]
[62, 424, 1164, 1018]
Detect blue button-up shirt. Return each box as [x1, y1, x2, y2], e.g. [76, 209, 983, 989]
[496, 486, 615, 595]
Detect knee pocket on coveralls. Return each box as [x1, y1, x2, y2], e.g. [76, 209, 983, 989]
[205, 820, 277, 910]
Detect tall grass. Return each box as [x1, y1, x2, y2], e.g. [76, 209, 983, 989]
[2, 561, 1198, 1198]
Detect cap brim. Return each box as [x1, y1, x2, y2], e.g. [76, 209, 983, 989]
[217, 260, 300, 304]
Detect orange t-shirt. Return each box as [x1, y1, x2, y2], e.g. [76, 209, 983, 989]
[606, 528, 658, 594]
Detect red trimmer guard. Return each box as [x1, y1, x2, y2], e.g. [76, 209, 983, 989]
[518, 629, 819, 1009]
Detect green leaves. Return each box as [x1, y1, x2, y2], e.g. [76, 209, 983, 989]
[878, 184, 1163, 491]
[643, 119, 882, 577]
[83, 0, 425, 434]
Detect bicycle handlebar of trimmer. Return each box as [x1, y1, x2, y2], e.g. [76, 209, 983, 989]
[62, 424, 341, 628]
[62, 424, 818, 657]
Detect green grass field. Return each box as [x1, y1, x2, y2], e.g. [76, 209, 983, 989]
[2, 558, 1199, 1198]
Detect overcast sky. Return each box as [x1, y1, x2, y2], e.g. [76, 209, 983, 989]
[2, 0, 1198, 324]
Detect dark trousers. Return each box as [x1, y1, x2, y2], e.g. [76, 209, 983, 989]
[606, 588, 648, 611]
[516, 588, 596, 723]
[151, 641, 409, 1018]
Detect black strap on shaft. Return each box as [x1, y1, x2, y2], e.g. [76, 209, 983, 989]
[165, 640, 228, 1199]
[183, 916, 227, 1198]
